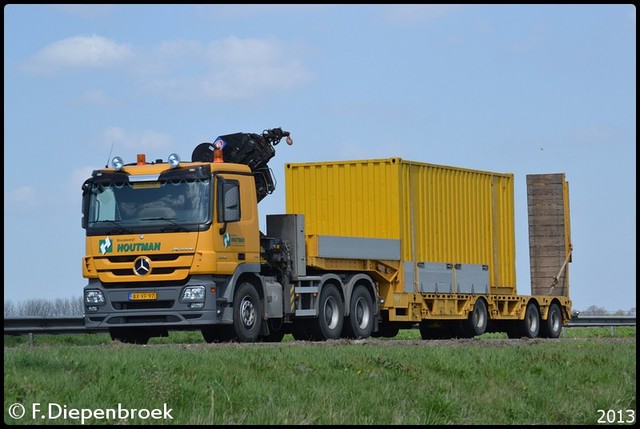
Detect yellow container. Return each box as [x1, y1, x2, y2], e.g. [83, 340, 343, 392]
[285, 158, 517, 293]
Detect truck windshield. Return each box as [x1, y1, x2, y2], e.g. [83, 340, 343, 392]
[86, 178, 211, 233]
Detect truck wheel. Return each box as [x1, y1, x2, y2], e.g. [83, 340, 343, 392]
[110, 328, 151, 345]
[343, 285, 374, 339]
[464, 298, 488, 337]
[313, 284, 344, 340]
[519, 302, 540, 338]
[233, 282, 262, 343]
[541, 303, 562, 339]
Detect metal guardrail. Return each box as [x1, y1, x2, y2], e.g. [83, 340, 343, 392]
[566, 315, 636, 327]
[3, 315, 636, 336]
[3, 316, 106, 335]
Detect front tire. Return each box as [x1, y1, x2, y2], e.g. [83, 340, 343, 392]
[233, 282, 262, 343]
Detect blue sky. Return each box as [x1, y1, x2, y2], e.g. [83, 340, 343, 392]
[4, 4, 636, 312]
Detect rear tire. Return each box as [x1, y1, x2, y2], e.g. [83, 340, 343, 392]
[342, 285, 375, 339]
[519, 302, 540, 338]
[463, 298, 488, 337]
[541, 303, 562, 338]
[312, 284, 344, 340]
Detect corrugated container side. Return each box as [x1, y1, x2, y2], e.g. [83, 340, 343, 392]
[285, 159, 402, 239]
[285, 158, 517, 293]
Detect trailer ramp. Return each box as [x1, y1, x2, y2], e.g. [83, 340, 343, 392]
[527, 173, 572, 297]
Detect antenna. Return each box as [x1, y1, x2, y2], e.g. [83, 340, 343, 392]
[106, 141, 115, 168]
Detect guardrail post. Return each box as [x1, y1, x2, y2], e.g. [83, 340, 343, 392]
[28, 332, 34, 347]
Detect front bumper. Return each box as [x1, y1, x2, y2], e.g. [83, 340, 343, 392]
[83, 277, 232, 329]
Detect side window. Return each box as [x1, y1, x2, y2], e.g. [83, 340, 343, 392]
[217, 178, 241, 223]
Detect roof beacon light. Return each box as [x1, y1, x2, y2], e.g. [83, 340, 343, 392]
[111, 156, 124, 171]
[168, 153, 181, 168]
[213, 138, 225, 163]
[137, 154, 146, 165]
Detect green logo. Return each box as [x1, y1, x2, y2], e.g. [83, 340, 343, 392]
[223, 232, 231, 247]
[99, 237, 113, 255]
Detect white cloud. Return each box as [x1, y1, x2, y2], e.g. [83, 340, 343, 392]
[45, 4, 115, 17]
[71, 89, 118, 107]
[8, 186, 39, 207]
[144, 36, 314, 101]
[55, 167, 97, 204]
[22, 35, 134, 74]
[20, 33, 312, 101]
[381, 4, 465, 27]
[93, 126, 173, 156]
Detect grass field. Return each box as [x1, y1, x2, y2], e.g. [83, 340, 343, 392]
[4, 328, 636, 425]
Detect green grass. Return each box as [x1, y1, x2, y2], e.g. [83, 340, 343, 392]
[3, 325, 636, 348]
[3, 328, 636, 425]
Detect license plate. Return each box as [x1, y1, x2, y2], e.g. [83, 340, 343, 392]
[129, 292, 157, 301]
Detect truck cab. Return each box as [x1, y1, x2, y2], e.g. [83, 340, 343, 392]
[81, 152, 263, 343]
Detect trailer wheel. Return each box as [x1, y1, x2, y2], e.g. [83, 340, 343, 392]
[541, 303, 562, 339]
[464, 298, 488, 337]
[343, 285, 374, 339]
[519, 302, 540, 338]
[232, 282, 262, 343]
[313, 284, 344, 340]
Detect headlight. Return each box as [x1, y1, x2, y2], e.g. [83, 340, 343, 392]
[180, 286, 205, 302]
[85, 289, 105, 304]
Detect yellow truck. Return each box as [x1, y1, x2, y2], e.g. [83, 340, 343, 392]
[82, 128, 572, 344]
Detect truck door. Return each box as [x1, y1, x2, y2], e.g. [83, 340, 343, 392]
[214, 174, 260, 274]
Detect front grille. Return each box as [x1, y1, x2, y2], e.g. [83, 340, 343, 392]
[113, 300, 175, 310]
[102, 278, 190, 289]
[110, 267, 177, 276]
[106, 254, 180, 263]
[107, 315, 183, 324]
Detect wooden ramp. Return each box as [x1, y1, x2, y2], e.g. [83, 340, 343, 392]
[527, 173, 572, 297]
